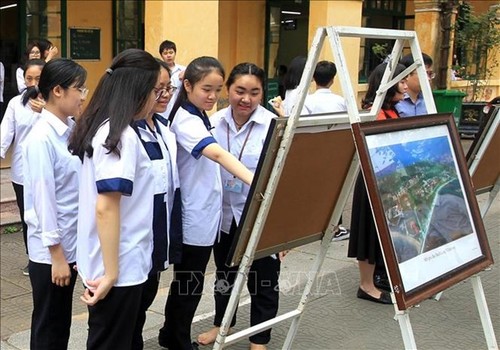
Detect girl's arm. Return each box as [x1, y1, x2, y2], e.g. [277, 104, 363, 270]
[202, 143, 254, 185]
[81, 192, 120, 306]
[0, 100, 15, 158]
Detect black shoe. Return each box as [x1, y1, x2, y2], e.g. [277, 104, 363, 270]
[192, 342, 200, 349]
[356, 288, 392, 304]
[374, 274, 391, 292]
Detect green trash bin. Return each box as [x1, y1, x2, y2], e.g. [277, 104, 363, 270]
[432, 89, 467, 126]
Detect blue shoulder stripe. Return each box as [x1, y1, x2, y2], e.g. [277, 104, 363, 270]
[96, 178, 133, 196]
[191, 136, 216, 159]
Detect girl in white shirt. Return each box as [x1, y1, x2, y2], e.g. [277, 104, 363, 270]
[131, 59, 182, 350]
[271, 56, 306, 117]
[1, 59, 45, 271]
[23, 58, 87, 349]
[197, 63, 281, 350]
[68, 48, 160, 349]
[158, 56, 253, 350]
[16, 42, 43, 93]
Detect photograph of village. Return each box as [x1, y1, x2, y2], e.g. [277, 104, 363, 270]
[368, 133, 475, 265]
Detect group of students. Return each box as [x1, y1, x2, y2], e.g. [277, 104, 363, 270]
[0, 41, 435, 349]
[0, 44, 284, 350]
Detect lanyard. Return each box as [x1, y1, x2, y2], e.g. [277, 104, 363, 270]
[226, 121, 255, 161]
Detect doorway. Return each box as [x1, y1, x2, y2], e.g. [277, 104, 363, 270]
[265, 0, 309, 101]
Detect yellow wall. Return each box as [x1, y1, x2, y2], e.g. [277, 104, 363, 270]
[145, 1, 219, 64]
[309, 1, 363, 99]
[66, 0, 113, 104]
[218, 1, 266, 72]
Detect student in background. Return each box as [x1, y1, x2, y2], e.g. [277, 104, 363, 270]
[130, 59, 182, 350]
[159, 40, 186, 118]
[158, 56, 253, 350]
[23, 58, 87, 349]
[301, 60, 350, 241]
[1, 59, 46, 276]
[302, 60, 346, 114]
[16, 42, 43, 93]
[347, 62, 408, 304]
[68, 48, 160, 349]
[197, 63, 280, 350]
[395, 53, 434, 117]
[270, 56, 307, 117]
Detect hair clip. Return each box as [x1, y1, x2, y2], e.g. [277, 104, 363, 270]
[105, 68, 113, 75]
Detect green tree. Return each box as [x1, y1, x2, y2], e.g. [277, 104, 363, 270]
[454, 3, 500, 101]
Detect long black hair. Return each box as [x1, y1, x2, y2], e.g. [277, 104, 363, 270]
[362, 62, 407, 110]
[21, 59, 46, 106]
[283, 56, 306, 91]
[69, 48, 160, 160]
[168, 56, 225, 122]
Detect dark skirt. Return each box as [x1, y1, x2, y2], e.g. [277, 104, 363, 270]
[347, 172, 383, 265]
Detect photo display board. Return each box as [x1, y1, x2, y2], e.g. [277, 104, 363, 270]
[466, 106, 500, 193]
[227, 115, 356, 266]
[352, 113, 493, 310]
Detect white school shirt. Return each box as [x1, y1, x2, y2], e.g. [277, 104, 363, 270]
[302, 89, 347, 115]
[213, 105, 273, 233]
[0, 61, 4, 103]
[170, 102, 222, 246]
[134, 115, 180, 269]
[77, 121, 154, 287]
[0, 94, 41, 184]
[16, 67, 26, 93]
[22, 110, 80, 264]
[282, 88, 299, 116]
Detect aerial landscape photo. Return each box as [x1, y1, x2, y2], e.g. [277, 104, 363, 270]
[368, 134, 474, 263]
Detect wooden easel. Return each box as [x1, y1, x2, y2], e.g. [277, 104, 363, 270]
[212, 26, 498, 350]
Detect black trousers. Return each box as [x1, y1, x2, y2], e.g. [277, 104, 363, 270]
[87, 283, 144, 350]
[12, 182, 28, 254]
[29, 260, 77, 350]
[132, 271, 161, 350]
[159, 244, 212, 350]
[213, 230, 280, 345]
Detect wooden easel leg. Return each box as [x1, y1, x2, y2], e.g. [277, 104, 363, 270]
[480, 180, 499, 218]
[282, 227, 336, 349]
[470, 275, 499, 349]
[394, 309, 418, 350]
[213, 260, 249, 350]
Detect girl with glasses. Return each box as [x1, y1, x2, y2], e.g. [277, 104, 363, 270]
[69, 48, 160, 349]
[22, 58, 87, 349]
[130, 59, 182, 350]
[16, 41, 43, 93]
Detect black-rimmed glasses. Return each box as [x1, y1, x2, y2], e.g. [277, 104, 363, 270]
[154, 86, 177, 101]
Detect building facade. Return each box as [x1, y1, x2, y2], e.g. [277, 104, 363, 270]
[1, 0, 498, 114]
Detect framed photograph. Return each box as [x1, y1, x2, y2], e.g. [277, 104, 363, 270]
[352, 113, 493, 310]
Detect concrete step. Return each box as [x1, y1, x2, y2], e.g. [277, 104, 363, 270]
[0, 200, 21, 226]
